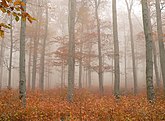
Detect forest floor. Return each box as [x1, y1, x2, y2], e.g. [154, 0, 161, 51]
[0, 88, 165, 121]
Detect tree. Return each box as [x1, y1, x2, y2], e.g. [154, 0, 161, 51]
[67, 0, 76, 102]
[94, 0, 104, 94]
[19, 0, 26, 107]
[155, 0, 165, 94]
[27, 38, 32, 89]
[112, 0, 120, 98]
[125, 0, 138, 94]
[148, 2, 161, 88]
[8, 15, 13, 90]
[31, 0, 43, 90]
[141, 0, 155, 101]
[0, 39, 4, 90]
[39, 0, 48, 91]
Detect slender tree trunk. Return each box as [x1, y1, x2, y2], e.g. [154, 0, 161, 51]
[147, 3, 161, 89]
[31, 29, 39, 90]
[88, 42, 92, 89]
[19, 0, 27, 107]
[125, 0, 138, 94]
[141, 0, 155, 101]
[39, 1, 48, 91]
[112, 57, 113, 90]
[8, 15, 13, 90]
[94, 0, 104, 94]
[112, 0, 120, 98]
[47, 66, 50, 89]
[152, 38, 160, 88]
[67, 0, 76, 102]
[78, 25, 83, 89]
[124, 32, 127, 92]
[0, 39, 4, 90]
[32, 31, 39, 90]
[155, 0, 165, 94]
[85, 68, 88, 88]
[27, 39, 32, 89]
[32, 0, 41, 90]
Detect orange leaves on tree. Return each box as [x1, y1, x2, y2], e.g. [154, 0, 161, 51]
[14, 0, 25, 6]
[0, 0, 35, 38]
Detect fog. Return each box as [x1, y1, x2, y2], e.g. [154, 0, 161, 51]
[0, 0, 163, 92]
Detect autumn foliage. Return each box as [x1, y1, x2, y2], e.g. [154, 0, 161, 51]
[0, 89, 165, 121]
[0, 0, 35, 37]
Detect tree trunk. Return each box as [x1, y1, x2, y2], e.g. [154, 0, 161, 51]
[8, 15, 13, 90]
[32, 0, 42, 90]
[124, 31, 127, 92]
[155, 0, 165, 94]
[31, 33, 39, 90]
[19, 0, 27, 107]
[112, 57, 113, 90]
[94, 0, 104, 94]
[88, 41, 92, 89]
[67, 0, 76, 102]
[78, 25, 83, 89]
[0, 39, 4, 90]
[27, 38, 32, 90]
[125, 0, 138, 94]
[39, 1, 48, 91]
[152, 37, 160, 88]
[112, 0, 120, 98]
[141, 0, 155, 101]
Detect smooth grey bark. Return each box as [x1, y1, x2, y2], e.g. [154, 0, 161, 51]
[67, 0, 76, 102]
[152, 39, 160, 88]
[86, 68, 88, 88]
[78, 49, 82, 89]
[124, 31, 127, 92]
[155, 0, 165, 94]
[88, 41, 92, 89]
[39, 1, 48, 91]
[78, 25, 83, 89]
[19, 0, 27, 107]
[8, 15, 13, 90]
[31, 29, 39, 90]
[27, 39, 32, 89]
[0, 39, 4, 90]
[141, 0, 155, 101]
[94, 0, 104, 94]
[112, 0, 120, 98]
[148, 3, 160, 88]
[125, 0, 138, 94]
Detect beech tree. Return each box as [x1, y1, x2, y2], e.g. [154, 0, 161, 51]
[94, 0, 104, 94]
[67, 0, 76, 102]
[39, 0, 48, 91]
[141, 0, 155, 101]
[112, 0, 120, 98]
[125, 0, 137, 94]
[19, 0, 26, 107]
[31, 0, 43, 90]
[8, 15, 13, 89]
[155, 0, 165, 94]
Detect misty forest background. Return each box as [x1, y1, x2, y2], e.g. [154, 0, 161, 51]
[0, 0, 165, 120]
